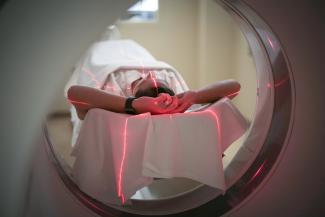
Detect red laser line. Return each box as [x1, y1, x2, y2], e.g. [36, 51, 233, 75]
[117, 114, 149, 203]
[117, 117, 129, 204]
[149, 70, 159, 96]
[149, 71, 158, 88]
[227, 90, 240, 98]
[68, 99, 92, 106]
[82, 67, 102, 88]
[204, 110, 222, 147]
[136, 113, 149, 118]
[103, 84, 116, 91]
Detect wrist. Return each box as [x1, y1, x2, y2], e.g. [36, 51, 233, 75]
[132, 98, 141, 114]
[191, 90, 198, 104]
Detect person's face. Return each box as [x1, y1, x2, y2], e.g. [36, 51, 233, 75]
[131, 73, 169, 96]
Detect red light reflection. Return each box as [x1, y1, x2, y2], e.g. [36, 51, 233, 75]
[267, 77, 289, 88]
[266, 36, 275, 50]
[246, 161, 266, 185]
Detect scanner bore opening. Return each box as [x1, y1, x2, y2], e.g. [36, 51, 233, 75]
[44, 0, 294, 216]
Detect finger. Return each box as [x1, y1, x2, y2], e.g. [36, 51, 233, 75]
[164, 97, 179, 112]
[155, 94, 167, 104]
[172, 102, 190, 113]
[157, 93, 174, 107]
[156, 100, 176, 114]
[162, 94, 172, 106]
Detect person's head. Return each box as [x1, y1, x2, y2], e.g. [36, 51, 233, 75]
[131, 73, 175, 98]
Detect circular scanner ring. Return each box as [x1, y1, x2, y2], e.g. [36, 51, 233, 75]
[44, 0, 295, 216]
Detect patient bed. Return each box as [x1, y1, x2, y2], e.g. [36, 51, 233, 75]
[65, 39, 249, 205]
[65, 39, 190, 146]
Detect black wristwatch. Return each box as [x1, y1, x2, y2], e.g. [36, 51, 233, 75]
[124, 97, 137, 114]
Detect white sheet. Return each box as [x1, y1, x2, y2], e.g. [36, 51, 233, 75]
[64, 39, 188, 93]
[71, 98, 249, 205]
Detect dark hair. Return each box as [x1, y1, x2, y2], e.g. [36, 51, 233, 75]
[135, 86, 175, 98]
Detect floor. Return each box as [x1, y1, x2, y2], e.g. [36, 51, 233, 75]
[46, 113, 75, 167]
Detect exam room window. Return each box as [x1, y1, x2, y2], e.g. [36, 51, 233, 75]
[119, 0, 159, 23]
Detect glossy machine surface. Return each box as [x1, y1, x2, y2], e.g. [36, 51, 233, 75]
[225, 1, 325, 216]
[0, 0, 325, 217]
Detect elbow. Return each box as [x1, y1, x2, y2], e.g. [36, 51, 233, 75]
[67, 86, 73, 100]
[227, 79, 241, 92]
[234, 81, 241, 92]
[227, 80, 241, 99]
[67, 85, 79, 100]
[67, 86, 82, 106]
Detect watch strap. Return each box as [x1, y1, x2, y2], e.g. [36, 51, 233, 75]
[124, 97, 136, 114]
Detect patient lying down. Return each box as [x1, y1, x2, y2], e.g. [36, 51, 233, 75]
[67, 71, 241, 119]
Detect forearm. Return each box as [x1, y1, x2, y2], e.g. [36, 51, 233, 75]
[194, 79, 241, 104]
[67, 85, 180, 118]
[67, 85, 126, 113]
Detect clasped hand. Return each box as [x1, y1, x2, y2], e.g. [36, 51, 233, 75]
[133, 91, 197, 115]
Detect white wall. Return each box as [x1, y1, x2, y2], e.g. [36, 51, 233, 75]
[197, 0, 256, 119]
[198, 0, 237, 85]
[117, 0, 199, 88]
[231, 28, 257, 120]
